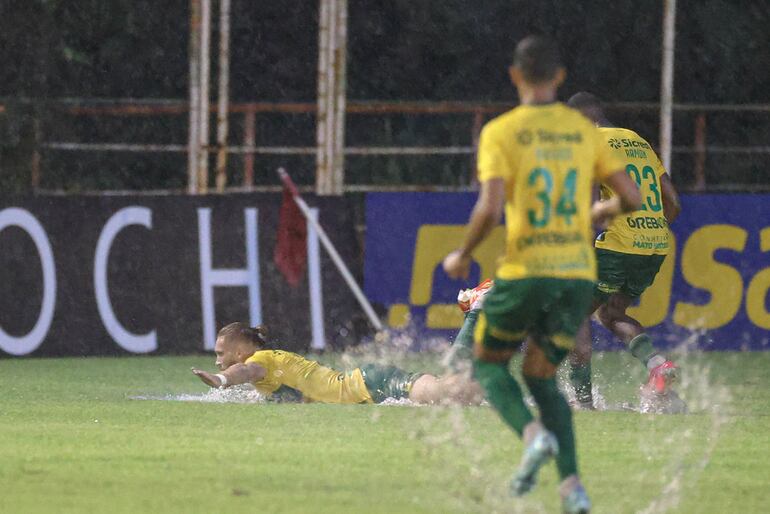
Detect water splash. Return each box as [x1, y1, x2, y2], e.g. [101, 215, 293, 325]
[131, 384, 267, 404]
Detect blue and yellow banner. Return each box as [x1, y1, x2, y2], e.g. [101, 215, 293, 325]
[364, 193, 770, 350]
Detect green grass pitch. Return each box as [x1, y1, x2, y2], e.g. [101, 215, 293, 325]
[1, 351, 769, 513]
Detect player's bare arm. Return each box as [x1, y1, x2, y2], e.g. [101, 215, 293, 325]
[443, 177, 505, 279]
[591, 170, 642, 226]
[192, 362, 266, 388]
[660, 173, 681, 223]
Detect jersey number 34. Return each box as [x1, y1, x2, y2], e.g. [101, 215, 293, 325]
[527, 167, 578, 228]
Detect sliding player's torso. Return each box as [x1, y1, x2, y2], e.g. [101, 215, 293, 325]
[245, 350, 373, 404]
[595, 127, 670, 256]
[477, 103, 620, 281]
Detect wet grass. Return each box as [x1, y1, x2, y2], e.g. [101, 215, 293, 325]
[0, 351, 768, 513]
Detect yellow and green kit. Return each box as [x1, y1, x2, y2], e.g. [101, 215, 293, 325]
[594, 127, 670, 301]
[475, 102, 623, 357]
[244, 350, 421, 404]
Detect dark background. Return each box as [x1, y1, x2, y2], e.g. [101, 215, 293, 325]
[1, 1, 769, 190]
[0, 193, 366, 357]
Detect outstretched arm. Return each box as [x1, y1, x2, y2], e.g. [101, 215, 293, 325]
[443, 178, 505, 279]
[192, 362, 266, 388]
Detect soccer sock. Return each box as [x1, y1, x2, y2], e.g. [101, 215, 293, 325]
[568, 362, 593, 405]
[525, 375, 578, 479]
[443, 310, 479, 371]
[628, 333, 661, 368]
[473, 359, 534, 437]
[454, 309, 479, 351]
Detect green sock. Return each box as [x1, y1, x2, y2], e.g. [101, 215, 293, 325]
[628, 333, 658, 367]
[473, 359, 534, 437]
[444, 310, 479, 371]
[568, 363, 592, 405]
[525, 375, 577, 479]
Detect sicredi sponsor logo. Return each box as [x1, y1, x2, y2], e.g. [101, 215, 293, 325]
[536, 129, 583, 144]
[610, 138, 651, 150]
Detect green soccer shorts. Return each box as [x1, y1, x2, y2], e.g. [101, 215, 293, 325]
[595, 248, 666, 303]
[359, 364, 423, 403]
[474, 277, 594, 365]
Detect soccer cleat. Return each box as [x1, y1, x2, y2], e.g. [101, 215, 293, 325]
[562, 484, 591, 514]
[457, 279, 494, 313]
[510, 429, 559, 496]
[645, 360, 679, 394]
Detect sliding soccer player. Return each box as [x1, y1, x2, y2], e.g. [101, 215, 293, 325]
[192, 322, 484, 405]
[566, 92, 682, 409]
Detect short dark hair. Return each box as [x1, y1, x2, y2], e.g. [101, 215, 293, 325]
[218, 322, 268, 348]
[567, 91, 607, 124]
[567, 91, 603, 110]
[513, 35, 562, 84]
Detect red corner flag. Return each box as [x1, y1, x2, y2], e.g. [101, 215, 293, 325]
[274, 184, 307, 286]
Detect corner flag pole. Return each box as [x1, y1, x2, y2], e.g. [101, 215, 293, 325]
[277, 168, 384, 332]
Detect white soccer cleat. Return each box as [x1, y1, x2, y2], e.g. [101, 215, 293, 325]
[457, 279, 494, 313]
[510, 429, 559, 496]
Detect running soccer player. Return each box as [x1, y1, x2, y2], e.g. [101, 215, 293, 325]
[566, 92, 682, 409]
[443, 36, 641, 513]
[191, 322, 484, 405]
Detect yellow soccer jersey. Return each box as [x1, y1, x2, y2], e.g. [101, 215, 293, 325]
[244, 350, 373, 404]
[594, 127, 670, 255]
[477, 102, 624, 281]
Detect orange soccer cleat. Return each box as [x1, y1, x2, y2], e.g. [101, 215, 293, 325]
[457, 279, 494, 314]
[644, 360, 679, 394]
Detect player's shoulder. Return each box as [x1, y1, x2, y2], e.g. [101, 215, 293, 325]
[482, 103, 594, 139]
[270, 349, 309, 365]
[600, 126, 650, 145]
[481, 107, 521, 138]
[245, 349, 275, 364]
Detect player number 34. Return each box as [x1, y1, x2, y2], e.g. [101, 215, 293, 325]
[526, 167, 578, 227]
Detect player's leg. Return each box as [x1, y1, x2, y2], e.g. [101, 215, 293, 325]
[444, 279, 493, 371]
[472, 279, 564, 498]
[443, 310, 480, 371]
[359, 363, 422, 403]
[595, 252, 678, 393]
[409, 372, 484, 405]
[525, 279, 593, 511]
[567, 248, 625, 406]
[471, 280, 535, 438]
[568, 315, 596, 409]
[523, 340, 575, 481]
[597, 293, 678, 393]
[473, 330, 533, 436]
[595, 292, 641, 342]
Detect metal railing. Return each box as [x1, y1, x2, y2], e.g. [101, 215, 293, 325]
[3, 98, 770, 193]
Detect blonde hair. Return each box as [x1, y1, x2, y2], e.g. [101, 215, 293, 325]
[217, 322, 269, 349]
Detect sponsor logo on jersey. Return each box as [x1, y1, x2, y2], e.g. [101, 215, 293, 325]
[609, 137, 651, 150]
[536, 129, 583, 144]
